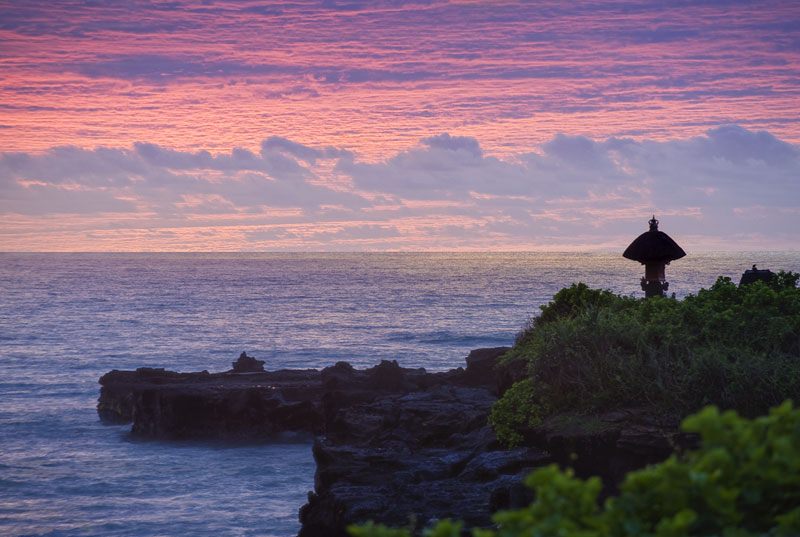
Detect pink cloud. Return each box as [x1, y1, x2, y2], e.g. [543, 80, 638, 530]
[1, 126, 798, 251]
[2, 2, 799, 250]
[0, 0, 798, 160]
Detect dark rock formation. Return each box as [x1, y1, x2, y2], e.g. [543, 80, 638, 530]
[739, 265, 775, 286]
[99, 366, 323, 439]
[526, 409, 698, 498]
[299, 382, 552, 536]
[463, 347, 527, 394]
[231, 351, 266, 373]
[98, 348, 685, 535]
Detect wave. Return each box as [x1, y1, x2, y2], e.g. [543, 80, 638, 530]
[386, 330, 512, 346]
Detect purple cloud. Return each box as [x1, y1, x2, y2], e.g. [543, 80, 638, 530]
[1, 126, 798, 248]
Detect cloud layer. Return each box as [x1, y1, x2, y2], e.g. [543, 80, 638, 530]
[1, 126, 797, 251]
[1, 1, 799, 158]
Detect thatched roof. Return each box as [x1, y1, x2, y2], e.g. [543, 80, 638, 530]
[623, 217, 686, 263]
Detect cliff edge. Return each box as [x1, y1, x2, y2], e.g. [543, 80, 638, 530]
[98, 349, 685, 535]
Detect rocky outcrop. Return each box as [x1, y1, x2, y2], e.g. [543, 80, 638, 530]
[528, 409, 697, 497]
[99, 366, 324, 439]
[97, 350, 512, 441]
[98, 347, 686, 535]
[231, 351, 266, 373]
[299, 383, 551, 536]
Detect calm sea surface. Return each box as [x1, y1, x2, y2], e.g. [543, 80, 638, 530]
[1, 252, 798, 536]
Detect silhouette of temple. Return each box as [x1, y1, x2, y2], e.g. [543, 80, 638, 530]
[623, 216, 686, 297]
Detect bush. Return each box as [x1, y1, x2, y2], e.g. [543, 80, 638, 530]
[350, 401, 800, 537]
[497, 273, 800, 436]
[488, 379, 540, 447]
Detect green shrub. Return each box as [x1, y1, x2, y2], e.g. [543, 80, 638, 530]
[350, 401, 800, 537]
[488, 379, 541, 447]
[497, 273, 800, 431]
[348, 522, 418, 537]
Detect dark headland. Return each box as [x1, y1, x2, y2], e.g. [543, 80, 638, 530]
[98, 349, 692, 536]
[97, 258, 800, 536]
[97, 228, 800, 536]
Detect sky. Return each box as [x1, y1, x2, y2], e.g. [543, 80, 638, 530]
[1, 0, 799, 251]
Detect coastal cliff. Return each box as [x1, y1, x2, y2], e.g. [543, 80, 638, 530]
[98, 349, 686, 535]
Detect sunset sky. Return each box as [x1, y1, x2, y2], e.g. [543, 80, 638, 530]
[1, 0, 799, 251]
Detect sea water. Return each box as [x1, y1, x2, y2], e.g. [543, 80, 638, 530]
[1, 252, 798, 537]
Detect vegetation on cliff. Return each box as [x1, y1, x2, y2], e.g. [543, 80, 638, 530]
[351, 401, 800, 536]
[352, 273, 800, 536]
[490, 272, 800, 446]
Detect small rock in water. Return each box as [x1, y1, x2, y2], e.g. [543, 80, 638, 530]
[231, 351, 266, 373]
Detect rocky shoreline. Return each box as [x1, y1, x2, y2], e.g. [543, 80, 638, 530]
[98, 349, 692, 536]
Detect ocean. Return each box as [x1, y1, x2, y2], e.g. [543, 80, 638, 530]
[1, 252, 798, 536]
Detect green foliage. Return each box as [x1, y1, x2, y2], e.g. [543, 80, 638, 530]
[491, 466, 604, 536]
[488, 379, 541, 447]
[509, 283, 629, 351]
[771, 270, 800, 291]
[348, 519, 462, 537]
[602, 401, 800, 537]
[535, 283, 627, 328]
[348, 522, 412, 537]
[423, 520, 463, 537]
[497, 274, 800, 431]
[351, 402, 800, 537]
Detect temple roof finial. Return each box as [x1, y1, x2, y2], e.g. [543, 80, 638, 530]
[623, 216, 685, 264]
